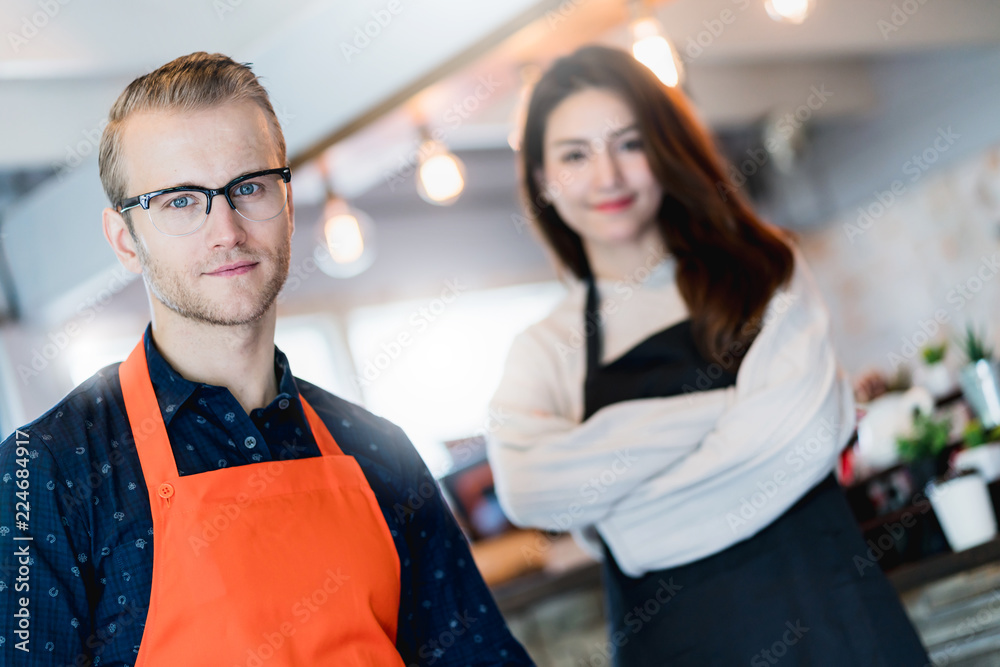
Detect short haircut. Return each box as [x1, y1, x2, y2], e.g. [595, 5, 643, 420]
[98, 52, 287, 219]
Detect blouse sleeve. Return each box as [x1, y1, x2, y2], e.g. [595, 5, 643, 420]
[603, 253, 856, 545]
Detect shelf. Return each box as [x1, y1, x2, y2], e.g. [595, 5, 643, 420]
[888, 536, 1000, 594]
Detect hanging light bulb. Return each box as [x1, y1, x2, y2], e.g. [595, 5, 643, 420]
[764, 0, 812, 24]
[416, 128, 466, 206]
[629, 1, 683, 88]
[314, 156, 376, 278]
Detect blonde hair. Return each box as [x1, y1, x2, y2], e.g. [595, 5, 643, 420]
[98, 52, 287, 222]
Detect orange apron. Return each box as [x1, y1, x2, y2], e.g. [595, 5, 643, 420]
[118, 339, 405, 666]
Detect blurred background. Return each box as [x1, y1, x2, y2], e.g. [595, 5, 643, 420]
[2, 1, 1000, 664]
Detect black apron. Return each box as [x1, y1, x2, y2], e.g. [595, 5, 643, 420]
[582, 277, 929, 666]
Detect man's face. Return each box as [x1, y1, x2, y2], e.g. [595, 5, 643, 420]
[118, 101, 292, 326]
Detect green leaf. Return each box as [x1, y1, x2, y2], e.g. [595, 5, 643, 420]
[959, 323, 994, 362]
[922, 343, 947, 364]
[896, 412, 952, 461]
[964, 419, 986, 448]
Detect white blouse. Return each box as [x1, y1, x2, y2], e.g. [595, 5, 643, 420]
[487, 247, 856, 576]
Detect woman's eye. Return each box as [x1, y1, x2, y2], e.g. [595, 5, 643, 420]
[621, 137, 644, 151]
[233, 182, 260, 197]
[168, 196, 193, 209]
[561, 150, 587, 163]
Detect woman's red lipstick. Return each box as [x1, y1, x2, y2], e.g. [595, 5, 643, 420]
[592, 195, 636, 212]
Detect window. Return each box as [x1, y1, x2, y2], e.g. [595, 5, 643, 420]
[67, 332, 138, 387]
[0, 328, 23, 439]
[275, 314, 359, 402]
[345, 281, 566, 476]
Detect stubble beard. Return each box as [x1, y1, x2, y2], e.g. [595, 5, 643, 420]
[136, 234, 291, 327]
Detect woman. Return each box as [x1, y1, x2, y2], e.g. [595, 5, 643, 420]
[487, 45, 929, 665]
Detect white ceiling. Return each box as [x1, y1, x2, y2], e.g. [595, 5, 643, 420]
[0, 0, 313, 168]
[3, 0, 999, 172]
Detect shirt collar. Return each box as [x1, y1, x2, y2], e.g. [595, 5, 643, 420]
[142, 323, 301, 426]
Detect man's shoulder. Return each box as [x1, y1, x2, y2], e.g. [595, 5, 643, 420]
[2, 362, 125, 462]
[294, 379, 419, 474]
[295, 380, 399, 435]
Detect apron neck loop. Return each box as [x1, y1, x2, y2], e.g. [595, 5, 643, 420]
[584, 276, 604, 384]
[120, 338, 181, 481]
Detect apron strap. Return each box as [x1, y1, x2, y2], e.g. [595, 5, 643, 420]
[120, 338, 180, 482]
[300, 396, 345, 457]
[583, 276, 604, 389]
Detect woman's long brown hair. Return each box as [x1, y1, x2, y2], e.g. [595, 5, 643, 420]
[520, 45, 795, 372]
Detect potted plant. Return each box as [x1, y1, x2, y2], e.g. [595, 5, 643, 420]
[957, 324, 1000, 428]
[913, 342, 954, 399]
[953, 419, 1000, 482]
[855, 386, 933, 474]
[896, 410, 953, 492]
[927, 468, 998, 551]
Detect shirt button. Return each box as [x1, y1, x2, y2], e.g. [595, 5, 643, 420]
[278, 398, 290, 410]
[244, 436, 257, 449]
[157, 483, 174, 499]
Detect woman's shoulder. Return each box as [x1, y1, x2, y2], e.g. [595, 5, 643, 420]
[511, 281, 588, 356]
[783, 240, 815, 284]
[775, 242, 825, 310]
[495, 283, 587, 417]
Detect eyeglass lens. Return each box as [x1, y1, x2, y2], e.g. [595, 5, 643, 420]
[146, 173, 288, 236]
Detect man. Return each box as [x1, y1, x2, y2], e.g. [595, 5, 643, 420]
[0, 52, 532, 666]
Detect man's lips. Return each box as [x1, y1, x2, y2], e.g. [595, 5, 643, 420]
[591, 195, 636, 212]
[205, 261, 258, 276]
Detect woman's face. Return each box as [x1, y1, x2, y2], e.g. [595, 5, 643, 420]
[539, 87, 663, 249]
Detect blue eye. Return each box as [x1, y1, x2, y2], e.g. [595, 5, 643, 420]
[233, 182, 261, 197]
[168, 195, 194, 209]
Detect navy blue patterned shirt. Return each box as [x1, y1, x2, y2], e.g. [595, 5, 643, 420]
[0, 324, 532, 666]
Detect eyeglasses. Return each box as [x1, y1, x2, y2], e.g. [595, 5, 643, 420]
[117, 167, 292, 237]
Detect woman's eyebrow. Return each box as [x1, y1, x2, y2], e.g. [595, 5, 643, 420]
[606, 124, 640, 139]
[549, 124, 640, 146]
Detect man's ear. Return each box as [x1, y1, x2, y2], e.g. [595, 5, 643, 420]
[102, 207, 143, 275]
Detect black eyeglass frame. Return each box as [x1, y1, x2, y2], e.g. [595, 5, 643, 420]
[116, 167, 292, 236]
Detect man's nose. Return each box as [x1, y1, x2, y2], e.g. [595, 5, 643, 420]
[591, 145, 624, 189]
[204, 194, 247, 248]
